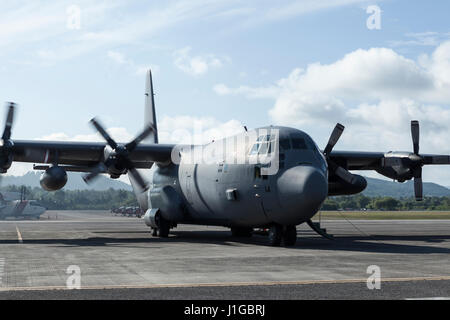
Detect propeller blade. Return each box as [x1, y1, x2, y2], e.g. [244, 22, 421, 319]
[411, 120, 419, 155]
[125, 125, 154, 152]
[414, 176, 423, 201]
[328, 160, 356, 184]
[82, 163, 107, 184]
[128, 167, 148, 191]
[335, 166, 356, 184]
[423, 155, 450, 165]
[413, 166, 423, 201]
[324, 123, 344, 156]
[90, 118, 118, 150]
[2, 102, 15, 141]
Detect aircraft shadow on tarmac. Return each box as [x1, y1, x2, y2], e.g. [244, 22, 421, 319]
[0, 230, 449, 254]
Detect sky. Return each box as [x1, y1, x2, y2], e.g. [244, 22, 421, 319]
[0, 0, 450, 186]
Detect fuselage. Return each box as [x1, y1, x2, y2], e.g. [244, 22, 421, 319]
[142, 126, 329, 228]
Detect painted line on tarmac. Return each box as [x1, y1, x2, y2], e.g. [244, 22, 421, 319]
[15, 225, 23, 243]
[0, 258, 4, 287]
[1, 275, 450, 292]
[406, 297, 450, 300]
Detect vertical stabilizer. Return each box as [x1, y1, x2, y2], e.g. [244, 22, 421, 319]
[145, 69, 158, 143]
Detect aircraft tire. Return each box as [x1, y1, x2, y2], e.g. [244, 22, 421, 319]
[158, 216, 170, 238]
[231, 227, 253, 237]
[283, 226, 297, 246]
[268, 224, 282, 246]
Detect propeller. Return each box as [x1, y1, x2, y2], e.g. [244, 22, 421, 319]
[0, 102, 16, 173]
[382, 120, 450, 201]
[83, 117, 153, 191]
[323, 123, 357, 184]
[410, 120, 423, 201]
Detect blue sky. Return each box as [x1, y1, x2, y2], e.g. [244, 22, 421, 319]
[1, 0, 450, 185]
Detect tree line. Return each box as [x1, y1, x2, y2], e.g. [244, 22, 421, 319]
[2, 185, 138, 210]
[323, 194, 450, 211]
[2, 185, 449, 211]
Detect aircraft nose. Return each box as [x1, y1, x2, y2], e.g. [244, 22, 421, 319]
[276, 166, 328, 225]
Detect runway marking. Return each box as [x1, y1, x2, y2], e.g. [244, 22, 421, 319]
[0, 258, 4, 287]
[15, 225, 23, 243]
[406, 297, 450, 300]
[0, 275, 449, 292]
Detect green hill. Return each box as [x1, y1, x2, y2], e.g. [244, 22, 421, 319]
[1, 171, 132, 191]
[363, 177, 450, 198]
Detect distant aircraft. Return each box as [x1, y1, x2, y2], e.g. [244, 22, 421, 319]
[1, 70, 449, 245]
[0, 187, 46, 220]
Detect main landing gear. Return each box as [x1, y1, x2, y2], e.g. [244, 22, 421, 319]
[268, 224, 297, 247]
[151, 215, 172, 238]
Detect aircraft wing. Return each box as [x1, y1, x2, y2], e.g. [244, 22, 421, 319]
[328, 151, 385, 170]
[321, 122, 450, 200]
[329, 150, 450, 171]
[12, 140, 175, 169]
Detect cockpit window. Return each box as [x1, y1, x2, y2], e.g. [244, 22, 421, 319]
[279, 138, 291, 150]
[258, 142, 269, 154]
[249, 143, 260, 155]
[250, 135, 277, 155]
[291, 138, 308, 149]
[289, 133, 317, 150]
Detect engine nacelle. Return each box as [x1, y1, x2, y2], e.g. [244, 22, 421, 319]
[40, 166, 68, 191]
[328, 174, 367, 196]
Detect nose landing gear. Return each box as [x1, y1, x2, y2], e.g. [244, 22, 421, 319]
[268, 224, 297, 247]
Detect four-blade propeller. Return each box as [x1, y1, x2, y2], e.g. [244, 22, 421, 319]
[410, 120, 423, 201]
[323, 123, 357, 185]
[82, 117, 153, 191]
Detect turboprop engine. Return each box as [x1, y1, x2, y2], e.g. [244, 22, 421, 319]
[40, 166, 68, 191]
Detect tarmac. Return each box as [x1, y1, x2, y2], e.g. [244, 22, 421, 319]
[0, 210, 449, 299]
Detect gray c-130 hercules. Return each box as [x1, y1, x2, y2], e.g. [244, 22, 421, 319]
[2, 70, 450, 246]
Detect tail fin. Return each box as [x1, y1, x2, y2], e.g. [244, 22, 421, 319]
[144, 69, 158, 143]
[129, 69, 157, 211]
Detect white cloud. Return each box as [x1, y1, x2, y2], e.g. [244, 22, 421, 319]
[214, 42, 450, 185]
[158, 115, 244, 144]
[213, 83, 279, 99]
[107, 50, 159, 76]
[173, 47, 228, 76]
[39, 127, 134, 143]
[0, 0, 382, 65]
[389, 32, 450, 47]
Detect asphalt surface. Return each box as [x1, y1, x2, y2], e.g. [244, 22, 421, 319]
[0, 210, 449, 299]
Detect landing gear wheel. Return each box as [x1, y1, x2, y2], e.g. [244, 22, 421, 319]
[231, 227, 253, 237]
[158, 216, 171, 238]
[268, 224, 282, 246]
[283, 225, 297, 246]
[151, 228, 158, 237]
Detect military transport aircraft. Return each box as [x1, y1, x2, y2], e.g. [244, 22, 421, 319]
[0, 188, 46, 220]
[1, 70, 449, 245]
